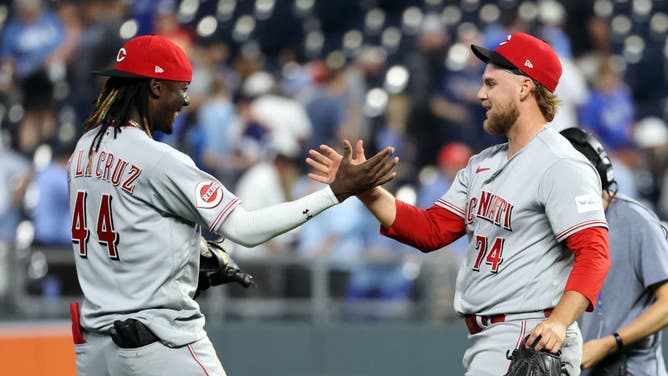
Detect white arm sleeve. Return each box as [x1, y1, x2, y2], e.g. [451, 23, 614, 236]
[215, 186, 339, 247]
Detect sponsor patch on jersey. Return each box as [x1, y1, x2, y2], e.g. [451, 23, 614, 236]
[574, 194, 602, 213]
[195, 180, 223, 209]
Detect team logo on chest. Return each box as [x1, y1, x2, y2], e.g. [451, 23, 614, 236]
[195, 180, 224, 209]
[466, 190, 514, 230]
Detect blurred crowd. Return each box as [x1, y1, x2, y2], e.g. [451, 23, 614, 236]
[1, 0, 668, 317]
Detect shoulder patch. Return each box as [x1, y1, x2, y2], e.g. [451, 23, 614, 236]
[574, 194, 602, 213]
[195, 180, 223, 209]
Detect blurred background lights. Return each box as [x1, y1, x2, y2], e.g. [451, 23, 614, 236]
[255, 0, 276, 21]
[402, 7, 423, 35]
[461, 0, 480, 13]
[197, 15, 218, 37]
[304, 30, 324, 56]
[365, 8, 386, 35]
[395, 185, 417, 206]
[624, 35, 645, 63]
[217, 0, 236, 21]
[233, 15, 256, 42]
[441, 6, 462, 27]
[294, 0, 315, 16]
[364, 88, 389, 118]
[381, 27, 402, 51]
[119, 19, 138, 39]
[178, 0, 200, 24]
[479, 4, 500, 24]
[384, 65, 409, 94]
[593, 0, 614, 18]
[518, 2, 539, 23]
[612, 15, 633, 36]
[650, 12, 668, 35]
[632, 0, 652, 20]
[343, 30, 364, 53]
[446, 43, 470, 72]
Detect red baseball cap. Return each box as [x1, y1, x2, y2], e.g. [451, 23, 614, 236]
[471, 32, 562, 92]
[94, 35, 192, 82]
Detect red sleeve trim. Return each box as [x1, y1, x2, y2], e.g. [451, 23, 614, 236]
[564, 226, 610, 312]
[380, 199, 466, 252]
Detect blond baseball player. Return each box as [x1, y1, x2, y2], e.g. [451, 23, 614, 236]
[308, 33, 611, 376]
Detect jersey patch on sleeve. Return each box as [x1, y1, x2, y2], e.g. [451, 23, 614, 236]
[574, 194, 602, 213]
[195, 180, 224, 209]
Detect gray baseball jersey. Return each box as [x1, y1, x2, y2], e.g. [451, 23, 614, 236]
[439, 127, 607, 316]
[580, 194, 668, 376]
[67, 126, 240, 347]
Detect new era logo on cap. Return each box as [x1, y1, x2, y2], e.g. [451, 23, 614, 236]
[94, 35, 192, 82]
[470, 32, 562, 92]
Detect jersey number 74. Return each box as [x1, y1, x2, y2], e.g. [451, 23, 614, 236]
[71, 190, 120, 259]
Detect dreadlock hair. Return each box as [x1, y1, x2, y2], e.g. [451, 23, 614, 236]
[83, 77, 153, 152]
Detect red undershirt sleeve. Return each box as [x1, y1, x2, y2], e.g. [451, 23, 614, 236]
[564, 226, 610, 311]
[380, 199, 467, 253]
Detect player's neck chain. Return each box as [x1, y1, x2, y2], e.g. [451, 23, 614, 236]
[127, 120, 144, 130]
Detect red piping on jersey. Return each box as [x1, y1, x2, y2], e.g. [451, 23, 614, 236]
[209, 197, 240, 232]
[564, 226, 610, 311]
[380, 199, 466, 252]
[556, 219, 608, 241]
[436, 198, 466, 217]
[187, 343, 212, 376]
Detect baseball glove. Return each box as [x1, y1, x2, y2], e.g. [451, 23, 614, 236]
[505, 335, 562, 376]
[195, 237, 255, 298]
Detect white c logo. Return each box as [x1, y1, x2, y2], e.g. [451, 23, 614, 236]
[116, 48, 127, 62]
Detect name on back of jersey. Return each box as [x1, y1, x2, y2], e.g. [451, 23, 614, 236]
[68, 149, 142, 194]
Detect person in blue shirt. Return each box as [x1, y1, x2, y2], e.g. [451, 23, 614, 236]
[561, 127, 668, 376]
[30, 142, 72, 246]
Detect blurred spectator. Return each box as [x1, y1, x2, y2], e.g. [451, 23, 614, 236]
[580, 58, 636, 153]
[481, 6, 527, 49]
[195, 76, 240, 182]
[70, 0, 124, 120]
[417, 142, 472, 209]
[241, 70, 313, 155]
[293, 179, 366, 263]
[437, 23, 499, 151]
[0, 133, 31, 243]
[345, 214, 416, 320]
[302, 59, 348, 153]
[536, 2, 589, 132]
[634, 117, 668, 216]
[417, 142, 472, 261]
[0, 0, 66, 154]
[403, 14, 451, 169]
[232, 135, 302, 259]
[579, 57, 641, 201]
[28, 143, 72, 246]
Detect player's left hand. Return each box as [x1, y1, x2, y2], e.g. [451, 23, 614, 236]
[526, 318, 566, 353]
[195, 237, 255, 298]
[581, 337, 615, 369]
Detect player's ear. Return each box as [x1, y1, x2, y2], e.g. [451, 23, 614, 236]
[149, 79, 161, 98]
[518, 77, 532, 101]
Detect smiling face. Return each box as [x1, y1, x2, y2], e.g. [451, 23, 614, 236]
[477, 64, 523, 136]
[149, 80, 190, 134]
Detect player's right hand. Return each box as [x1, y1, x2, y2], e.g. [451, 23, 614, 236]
[321, 139, 397, 202]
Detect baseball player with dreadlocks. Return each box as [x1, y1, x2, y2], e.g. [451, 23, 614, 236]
[307, 33, 611, 375]
[67, 35, 397, 376]
[561, 127, 668, 376]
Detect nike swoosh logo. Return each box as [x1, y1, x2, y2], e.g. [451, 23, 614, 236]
[476, 167, 491, 173]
